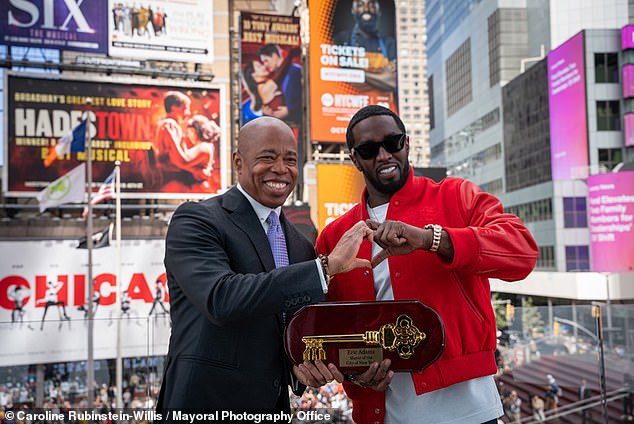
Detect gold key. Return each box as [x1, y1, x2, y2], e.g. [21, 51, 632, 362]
[301, 314, 425, 361]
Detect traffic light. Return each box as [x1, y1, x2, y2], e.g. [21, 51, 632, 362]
[505, 303, 515, 321]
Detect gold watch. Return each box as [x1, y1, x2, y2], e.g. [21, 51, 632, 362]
[424, 224, 442, 252]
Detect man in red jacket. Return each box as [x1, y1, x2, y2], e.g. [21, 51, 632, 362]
[302, 105, 538, 423]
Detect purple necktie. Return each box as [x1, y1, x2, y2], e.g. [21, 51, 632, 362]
[266, 211, 289, 268]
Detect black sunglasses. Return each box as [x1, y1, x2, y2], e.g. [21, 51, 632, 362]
[352, 133, 406, 160]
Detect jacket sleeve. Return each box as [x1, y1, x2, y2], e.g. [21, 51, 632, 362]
[443, 179, 538, 281]
[165, 202, 325, 326]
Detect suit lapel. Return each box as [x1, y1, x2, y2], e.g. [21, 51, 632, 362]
[222, 187, 276, 271]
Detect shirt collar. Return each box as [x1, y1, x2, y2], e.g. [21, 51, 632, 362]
[236, 183, 282, 226]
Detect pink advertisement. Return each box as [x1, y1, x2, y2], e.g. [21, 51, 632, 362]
[622, 25, 634, 50]
[588, 172, 634, 272]
[625, 114, 634, 147]
[547, 32, 588, 180]
[624, 65, 634, 98]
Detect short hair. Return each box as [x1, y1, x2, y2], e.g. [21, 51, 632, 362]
[346, 105, 405, 149]
[352, 0, 380, 13]
[163, 91, 188, 113]
[257, 44, 282, 58]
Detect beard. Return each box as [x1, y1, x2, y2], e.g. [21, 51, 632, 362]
[354, 12, 379, 35]
[363, 162, 410, 195]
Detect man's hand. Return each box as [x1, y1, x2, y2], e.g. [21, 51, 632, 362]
[293, 359, 394, 392]
[330, 359, 393, 392]
[293, 360, 338, 388]
[366, 220, 427, 267]
[327, 221, 374, 275]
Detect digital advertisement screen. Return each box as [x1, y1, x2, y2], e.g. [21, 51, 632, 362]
[588, 172, 634, 272]
[623, 64, 634, 98]
[4, 75, 225, 198]
[0, 0, 108, 53]
[316, 163, 365, 232]
[309, 0, 398, 143]
[621, 24, 634, 50]
[625, 114, 634, 147]
[547, 31, 588, 180]
[239, 12, 302, 137]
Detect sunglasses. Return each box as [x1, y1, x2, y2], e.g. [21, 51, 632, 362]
[352, 133, 406, 160]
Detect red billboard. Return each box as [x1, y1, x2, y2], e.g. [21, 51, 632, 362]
[309, 0, 398, 143]
[4, 74, 225, 198]
[239, 12, 302, 136]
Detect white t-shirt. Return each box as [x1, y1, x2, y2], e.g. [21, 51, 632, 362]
[367, 203, 503, 424]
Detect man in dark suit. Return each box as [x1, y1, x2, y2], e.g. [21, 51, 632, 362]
[157, 117, 373, 413]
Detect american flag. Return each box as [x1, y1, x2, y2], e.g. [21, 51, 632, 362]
[82, 170, 116, 219]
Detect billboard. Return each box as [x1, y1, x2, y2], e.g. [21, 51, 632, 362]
[316, 163, 365, 232]
[0, 0, 108, 53]
[623, 64, 634, 98]
[239, 12, 302, 136]
[4, 74, 225, 198]
[622, 24, 634, 50]
[588, 172, 634, 272]
[547, 31, 588, 180]
[309, 0, 398, 143]
[625, 114, 634, 147]
[0, 240, 170, 366]
[108, 0, 214, 63]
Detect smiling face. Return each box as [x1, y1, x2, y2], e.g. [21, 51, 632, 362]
[350, 114, 410, 206]
[234, 118, 298, 208]
[352, 0, 379, 34]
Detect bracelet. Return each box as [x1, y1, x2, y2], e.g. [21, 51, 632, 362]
[318, 254, 332, 285]
[424, 224, 442, 252]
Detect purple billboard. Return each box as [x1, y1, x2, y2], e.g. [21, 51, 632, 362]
[0, 0, 107, 53]
[625, 114, 634, 147]
[623, 65, 634, 98]
[588, 172, 634, 272]
[547, 31, 588, 180]
[622, 25, 634, 50]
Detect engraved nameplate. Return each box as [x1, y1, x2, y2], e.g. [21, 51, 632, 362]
[339, 348, 383, 367]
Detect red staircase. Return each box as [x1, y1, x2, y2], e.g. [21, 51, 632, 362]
[496, 353, 632, 423]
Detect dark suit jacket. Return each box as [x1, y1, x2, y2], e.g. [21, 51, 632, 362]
[157, 187, 324, 411]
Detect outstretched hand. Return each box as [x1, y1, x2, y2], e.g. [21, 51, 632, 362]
[366, 220, 426, 268]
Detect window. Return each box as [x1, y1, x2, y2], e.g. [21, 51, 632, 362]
[594, 53, 619, 83]
[506, 198, 552, 223]
[563, 197, 587, 228]
[536, 246, 555, 269]
[596, 100, 621, 131]
[565, 246, 590, 272]
[445, 39, 472, 116]
[598, 148, 623, 171]
[479, 178, 503, 195]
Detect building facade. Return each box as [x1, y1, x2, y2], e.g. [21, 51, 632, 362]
[426, 0, 634, 302]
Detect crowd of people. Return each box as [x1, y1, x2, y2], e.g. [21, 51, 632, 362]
[289, 382, 352, 422]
